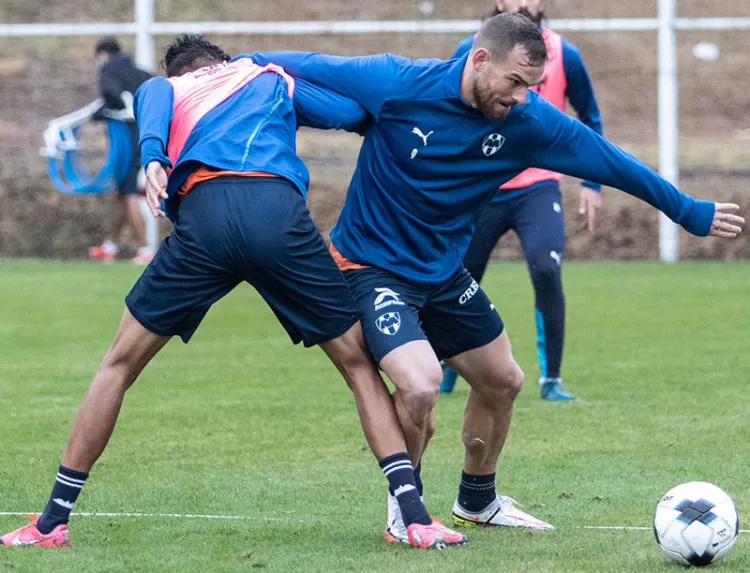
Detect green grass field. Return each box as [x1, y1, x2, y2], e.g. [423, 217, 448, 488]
[0, 260, 747, 572]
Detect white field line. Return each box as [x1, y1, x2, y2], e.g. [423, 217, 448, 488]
[0, 512, 747, 533]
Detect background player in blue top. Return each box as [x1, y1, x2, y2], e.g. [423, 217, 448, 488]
[0, 35, 466, 551]
[251, 13, 743, 541]
[441, 0, 604, 400]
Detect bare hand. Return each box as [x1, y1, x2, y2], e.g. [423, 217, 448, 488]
[709, 203, 744, 238]
[578, 187, 602, 233]
[145, 162, 168, 218]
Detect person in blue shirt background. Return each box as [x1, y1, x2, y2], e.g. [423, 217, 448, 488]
[441, 0, 604, 401]
[252, 12, 743, 540]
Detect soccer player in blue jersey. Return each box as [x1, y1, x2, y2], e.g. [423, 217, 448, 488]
[441, 0, 604, 400]
[0, 35, 465, 551]
[251, 13, 743, 539]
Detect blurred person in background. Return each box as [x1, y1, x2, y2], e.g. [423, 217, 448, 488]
[441, 0, 604, 400]
[88, 37, 155, 265]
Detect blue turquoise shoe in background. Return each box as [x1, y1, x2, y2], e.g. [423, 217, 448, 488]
[440, 363, 458, 394]
[540, 377, 574, 401]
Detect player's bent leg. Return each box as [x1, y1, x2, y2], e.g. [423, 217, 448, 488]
[447, 332, 553, 530]
[319, 322, 405, 461]
[448, 332, 523, 475]
[325, 268, 464, 547]
[321, 327, 465, 548]
[379, 340, 442, 467]
[1, 309, 170, 549]
[377, 342, 460, 547]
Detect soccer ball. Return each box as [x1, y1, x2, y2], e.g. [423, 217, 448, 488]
[654, 481, 738, 567]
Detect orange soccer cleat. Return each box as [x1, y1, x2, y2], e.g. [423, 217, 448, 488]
[0, 515, 71, 548]
[406, 518, 467, 550]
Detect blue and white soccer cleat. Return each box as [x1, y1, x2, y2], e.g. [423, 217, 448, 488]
[439, 363, 458, 394]
[540, 377, 574, 401]
[452, 495, 554, 530]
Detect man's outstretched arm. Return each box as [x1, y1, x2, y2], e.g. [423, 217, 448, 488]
[527, 98, 744, 238]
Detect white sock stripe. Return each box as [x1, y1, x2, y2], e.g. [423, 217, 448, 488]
[56, 477, 84, 489]
[384, 466, 411, 477]
[381, 460, 413, 474]
[383, 462, 413, 474]
[383, 466, 414, 478]
[57, 473, 86, 485]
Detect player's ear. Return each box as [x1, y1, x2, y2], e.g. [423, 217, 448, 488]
[471, 47, 492, 71]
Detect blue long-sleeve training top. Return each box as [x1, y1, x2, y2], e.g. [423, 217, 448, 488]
[251, 51, 715, 285]
[453, 27, 604, 197]
[134, 54, 369, 221]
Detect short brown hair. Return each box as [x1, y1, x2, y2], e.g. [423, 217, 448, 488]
[474, 13, 547, 67]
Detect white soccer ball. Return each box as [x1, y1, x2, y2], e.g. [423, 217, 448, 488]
[654, 481, 738, 567]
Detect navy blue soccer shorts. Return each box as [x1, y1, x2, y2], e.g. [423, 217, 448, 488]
[126, 176, 359, 345]
[342, 265, 505, 364]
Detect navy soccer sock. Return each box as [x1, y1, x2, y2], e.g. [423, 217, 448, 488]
[36, 465, 89, 534]
[457, 471, 496, 513]
[414, 460, 423, 497]
[379, 453, 431, 527]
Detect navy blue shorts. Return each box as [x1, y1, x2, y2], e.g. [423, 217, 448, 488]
[342, 265, 504, 363]
[126, 176, 358, 345]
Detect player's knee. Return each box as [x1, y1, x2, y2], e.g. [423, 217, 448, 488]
[402, 386, 439, 422]
[398, 366, 442, 421]
[529, 254, 562, 288]
[481, 363, 525, 403]
[504, 364, 525, 396]
[97, 348, 140, 391]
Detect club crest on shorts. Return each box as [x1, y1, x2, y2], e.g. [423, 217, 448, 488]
[482, 133, 505, 157]
[376, 312, 401, 336]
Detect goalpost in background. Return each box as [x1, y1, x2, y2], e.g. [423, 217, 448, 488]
[2, 0, 749, 261]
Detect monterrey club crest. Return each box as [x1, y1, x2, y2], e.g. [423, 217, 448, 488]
[376, 312, 401, 336]
[482, 133, 505, 157]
